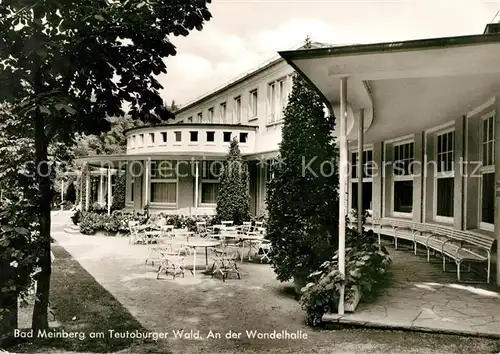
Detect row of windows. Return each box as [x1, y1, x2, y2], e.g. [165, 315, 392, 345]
[179, 74, 294, 126]
[351, 113, 496, 228]
[129, 161, 223, 205]
[128, 131, 249, 147]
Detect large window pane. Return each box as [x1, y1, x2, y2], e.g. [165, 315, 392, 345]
[351, 182, 373, 212]
[201, 183, 219, 204]
[482, 173, 495, 224]
[394, 180, 413, 213]
[151, 182, 176, 203]
[436, 177, 454, 217]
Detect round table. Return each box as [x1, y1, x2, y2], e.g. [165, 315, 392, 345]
[164, 238, 221, 275]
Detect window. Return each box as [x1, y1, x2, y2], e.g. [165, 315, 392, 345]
[267, 82, 276, 123]
[197, 112, 203, 123]
[190, 131, 198, 142]
[175, 131, 182, 142]
[249, 89, 258, 119]
[239, 132, 248, 144]
[234, 96, 241, 123]
[206, 131, 215, 142]
[150, 160, 177, 204]
[480, 113, 495, 228]
[393, 141, 414, 214]
[277, 78, 286, 120]
[200, 161, 222, 204]
[223, 132, 232, 142]
[187, 117, 193, 123]
[161, 132, 167, 143]
[130, 135, 136, 148]
[208, 107, 214, 123]
[220, 102, 227, 123]
[435, 130, 455, 219]
[149, 133, 155, 145]
[350, 150, 373, 212]
[139, 134, 144, 146]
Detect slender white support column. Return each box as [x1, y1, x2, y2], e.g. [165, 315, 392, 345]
[357, 109, 364, 235]
[338, 77, 348, 315]
[107, 168, 112, 216]
[60, 179, 64, 211]
[194, 161, 199, 214]
[85, 168, 91, 211]
[144, 159, 150, 208]
[99, 171, 104, 206]
[79, 167, 84, 208]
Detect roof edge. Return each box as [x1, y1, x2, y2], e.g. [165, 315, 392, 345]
[278, 33, 500, 61]
[174, 57, 284, 115]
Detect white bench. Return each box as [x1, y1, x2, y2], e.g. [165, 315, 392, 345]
[370, 218, 495, 283]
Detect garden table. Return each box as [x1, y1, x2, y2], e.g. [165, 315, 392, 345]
[237, 234, 265, 262]
[163, 237, 221, 275]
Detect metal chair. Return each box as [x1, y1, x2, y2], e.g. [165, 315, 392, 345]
[156, 239, 187, 279]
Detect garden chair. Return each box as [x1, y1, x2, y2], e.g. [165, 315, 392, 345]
[249, 227, 271, 263]
[128, 221, 146, 244]
[238, 221, 252, 235]
[196, 221, 210, 238]
[210, 242, 241, 282]
[221, 220, 234, 227]
[156, 240, 187, 279]
[160, 224, 174, 238]
[254, 221, 264, 229]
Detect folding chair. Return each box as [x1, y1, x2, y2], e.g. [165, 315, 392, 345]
[128, 221, 146, 244]
[196, 221, 210, 238]
[156, 240, 188, 279]
[210, 242, 241, 282]
[249, 227, 271, 263]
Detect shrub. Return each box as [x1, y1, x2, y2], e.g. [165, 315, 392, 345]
[79, 212, 102, 235]
[111, 174, 126, 211]
[266, 74, 339, 285]
[300, 228, 391, 326]
[71, 209, 81, 225]
[215, 138, 250, 225]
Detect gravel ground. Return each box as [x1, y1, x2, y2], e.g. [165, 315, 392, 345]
[47, 213, 500, 354]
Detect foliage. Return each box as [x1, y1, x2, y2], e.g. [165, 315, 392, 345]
[112, 174, 126, 211]
[266, 74, 339, 284]
[66, 181, 77, 204]
[215, 138, 251, 225]
[300, 228, 391, 326]
[71, 209, 81, 226]
[0, 0, 212, 331]
[77, 211, 216, 235]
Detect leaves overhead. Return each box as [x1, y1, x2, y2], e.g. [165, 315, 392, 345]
[0, 0, 212, 141]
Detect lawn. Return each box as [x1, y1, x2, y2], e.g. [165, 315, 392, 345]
[8, 244, 170, 354]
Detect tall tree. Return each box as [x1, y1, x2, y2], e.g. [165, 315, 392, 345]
[216, 138, 250, 225]
[266, 74, 339, 289]
[0, 0, 212, 333]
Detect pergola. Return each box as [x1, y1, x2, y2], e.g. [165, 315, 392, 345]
[280, 32, 500, 306]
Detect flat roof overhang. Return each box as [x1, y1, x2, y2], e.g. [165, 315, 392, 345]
[280, 33, 500, 143]
[75, 150, 277, 168]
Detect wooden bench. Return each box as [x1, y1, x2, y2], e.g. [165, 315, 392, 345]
[371, 218, 495, 283]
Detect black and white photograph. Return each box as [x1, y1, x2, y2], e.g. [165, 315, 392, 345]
[1, 0, 500, 353]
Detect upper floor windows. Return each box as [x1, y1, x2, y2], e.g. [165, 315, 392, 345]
[249, 89, 258, 119]
[208, 107, 214, 123]
[220, 102, 227, 124]
[267, 76, 291, 124]
[234, 96, 241, 124]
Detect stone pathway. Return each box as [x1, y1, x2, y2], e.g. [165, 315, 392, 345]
[324, 241, 500, 337]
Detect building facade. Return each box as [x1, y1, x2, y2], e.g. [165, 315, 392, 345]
[78, 55, 301, 216]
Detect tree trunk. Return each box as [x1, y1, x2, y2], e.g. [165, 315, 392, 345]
[31, 107, 51, 332]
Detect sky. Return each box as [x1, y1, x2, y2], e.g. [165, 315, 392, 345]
[159, 0, 500, 107]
